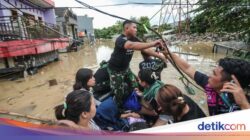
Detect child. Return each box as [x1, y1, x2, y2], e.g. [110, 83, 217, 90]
[138, 69, 164, 101]
[136, 69, 165, 125]
[73, 68, 101, 106]
[139, 51, 166, 80]
[73, 68, 95, 91]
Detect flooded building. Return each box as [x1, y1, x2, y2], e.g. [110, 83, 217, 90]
[213, 41, 250, 61]
[55, 8, 79, 52]
[77, 15, 95, 43]
[0, 0, 56, 25]
[0, 0, 69, 78]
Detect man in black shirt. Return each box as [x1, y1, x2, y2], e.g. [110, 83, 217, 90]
[108, 20, 165, 111]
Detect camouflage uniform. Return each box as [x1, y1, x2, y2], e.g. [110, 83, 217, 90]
[107, 67, 138, 111]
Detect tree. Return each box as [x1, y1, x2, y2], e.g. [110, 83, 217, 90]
[190, 0, 250, 44]
[94, 16, 151, 39]
[94, 21, 122, 39]
[158, 23, 172, 33]
[136, 16, 151, 39]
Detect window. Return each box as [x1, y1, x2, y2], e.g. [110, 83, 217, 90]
[38, 17, 42, 22]
[11, 10, 18, 20]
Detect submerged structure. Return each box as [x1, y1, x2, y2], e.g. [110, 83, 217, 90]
[0, 0, 69, 78]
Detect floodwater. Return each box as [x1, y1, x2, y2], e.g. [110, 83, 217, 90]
[0, 40, 225, 121]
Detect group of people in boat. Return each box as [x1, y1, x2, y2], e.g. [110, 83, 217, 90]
[54, 20, 250, 132]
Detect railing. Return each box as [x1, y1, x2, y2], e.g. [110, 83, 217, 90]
[0, 16, 21, 41]
[42, 0, 55, 6]
[0, 16, 61, 41]
[25, 0, 55, 7]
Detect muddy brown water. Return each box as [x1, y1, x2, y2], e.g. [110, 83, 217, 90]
[0, 41, 225, 121]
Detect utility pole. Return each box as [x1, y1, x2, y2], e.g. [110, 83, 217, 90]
[178, 0, 182, 37]
[159, 0, 197, 37]
[186, 0, 190, 34]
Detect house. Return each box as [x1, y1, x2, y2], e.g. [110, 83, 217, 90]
[0, 0, 56, 24]
[55, 8, 78, 39]
[55, 8, 80, 52]
[77, 15, 95, 43]
[0, 0, 69, 78]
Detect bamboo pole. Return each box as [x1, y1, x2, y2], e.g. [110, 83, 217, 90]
[0, 110, 55, 125]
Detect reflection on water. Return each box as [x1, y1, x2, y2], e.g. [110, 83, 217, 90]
[95, 45, 113, 64]
[0, 41, 225, 119]
[170, 45, 222, 62]
[168, 44, 224, 74]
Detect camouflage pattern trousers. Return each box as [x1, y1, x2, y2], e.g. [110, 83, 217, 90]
[107, 67, 138, 111]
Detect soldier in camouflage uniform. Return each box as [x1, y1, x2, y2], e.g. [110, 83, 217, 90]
[107, 20, 164, 111]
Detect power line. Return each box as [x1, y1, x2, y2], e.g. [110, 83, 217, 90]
[75, 0, 205, 92]
[0, 2, 249, 10]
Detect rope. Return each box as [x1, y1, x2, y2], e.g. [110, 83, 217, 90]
[75, 0, 205, 92]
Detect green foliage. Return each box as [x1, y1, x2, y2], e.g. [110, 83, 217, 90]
[158, 23, 172, 33]
[190, 0, 250, 44]
[94, 16, 151, 39]
[136, 16, 151, 38]
[94, 21, 122, 39]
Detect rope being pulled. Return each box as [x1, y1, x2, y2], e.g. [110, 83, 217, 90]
[75, 0, 204, 93]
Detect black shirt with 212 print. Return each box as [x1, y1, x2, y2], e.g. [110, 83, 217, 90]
[108, 34, 141, 71]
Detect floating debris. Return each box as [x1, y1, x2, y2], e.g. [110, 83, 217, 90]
[173, 51, 200, 56]
[49, 79, 58, 87]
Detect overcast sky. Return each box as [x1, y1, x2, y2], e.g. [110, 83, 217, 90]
[54, 0, 198, 29]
